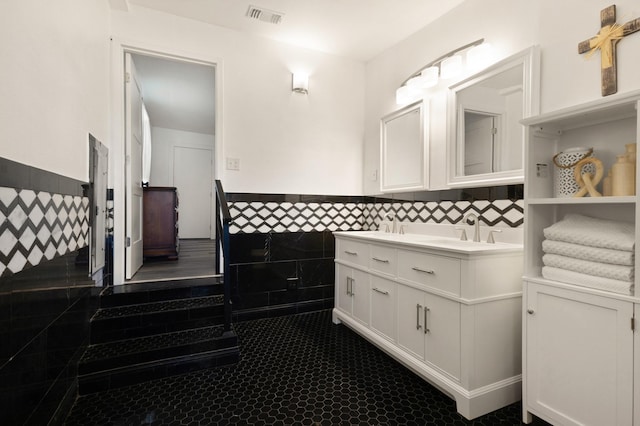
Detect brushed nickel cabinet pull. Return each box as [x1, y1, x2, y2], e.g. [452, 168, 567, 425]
[344, 250, 358, 256]
[346, 277, 352, 296]
[372, 287, 389, 295]
[416, 304, 422, 330]
[412, 266, 435, 274]
[424, 307, 430, 334]
[372, 257, 390, 263]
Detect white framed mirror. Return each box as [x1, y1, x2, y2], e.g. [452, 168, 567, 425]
[380, 100, 428, 192]
[447, 46, 540, 187]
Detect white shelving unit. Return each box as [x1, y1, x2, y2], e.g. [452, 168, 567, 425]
[521, 90, 640, 425]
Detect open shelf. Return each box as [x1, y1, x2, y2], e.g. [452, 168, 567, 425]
[526, 196, 635, 205]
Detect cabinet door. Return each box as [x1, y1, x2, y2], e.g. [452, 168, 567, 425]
[350, 268, 370, 326]
[397, 284, 426, 360]
[525, 283, 633, 426]
[336, 265, 353, 315]
[635, 304, 640, 426]
[424, 292, 461, 381]
[370, 276, 396, 341]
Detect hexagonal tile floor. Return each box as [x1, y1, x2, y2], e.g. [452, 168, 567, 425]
[64, 310, 549, 425]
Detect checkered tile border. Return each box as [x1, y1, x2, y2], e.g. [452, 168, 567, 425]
[228, 199, 523, 234]
[0, 187, 89, 277]
[364, 199, 524, 229]
[229, 202, 365, 234]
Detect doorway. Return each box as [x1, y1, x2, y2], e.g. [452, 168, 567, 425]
[117, 47, 219, 284]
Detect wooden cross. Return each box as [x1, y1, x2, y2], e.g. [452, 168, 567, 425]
[578, 5, 640, 96]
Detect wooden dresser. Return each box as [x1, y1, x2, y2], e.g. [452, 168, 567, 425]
[143, 187, 179, 258]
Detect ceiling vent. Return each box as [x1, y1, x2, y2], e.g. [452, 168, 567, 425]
[246, 5, 284, 25]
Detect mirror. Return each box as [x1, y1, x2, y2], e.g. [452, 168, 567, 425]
[447, 46, 539, 187]
[380, 101, 428, 192]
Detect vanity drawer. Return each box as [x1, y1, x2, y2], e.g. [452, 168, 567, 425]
[369, 244, 396, 276]
[397, 249, 461, 295]
[336, 238, 369, 268]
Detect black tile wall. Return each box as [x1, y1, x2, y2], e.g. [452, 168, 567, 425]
[226, 187, 524, 321]
[0, 157, 85, 196]
[229, 230, 336, 320]
[0, 158, 99, 426]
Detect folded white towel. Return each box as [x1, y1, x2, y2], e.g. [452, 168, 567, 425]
[542, 239, 634, 266]
[542, 266, 634, 295]
[543, 253, 634, 282]
[543, 214, 635, 251]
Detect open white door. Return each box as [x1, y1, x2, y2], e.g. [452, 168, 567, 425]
[125, 53, 144, 279]
[89, 134, 108, 276]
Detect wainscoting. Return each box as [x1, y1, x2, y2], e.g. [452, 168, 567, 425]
[226, 185, 523, 321]
[0, 157, 99, 426]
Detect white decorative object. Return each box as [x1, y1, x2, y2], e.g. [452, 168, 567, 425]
[552, 147, 595, 197]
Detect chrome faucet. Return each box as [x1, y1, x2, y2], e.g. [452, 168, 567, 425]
[463, 212, 481, 242]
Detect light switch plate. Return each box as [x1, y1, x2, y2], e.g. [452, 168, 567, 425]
[226, 157, 240, 171]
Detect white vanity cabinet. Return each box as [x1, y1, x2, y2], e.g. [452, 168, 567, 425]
[335, 239, 371, 326]
[333, 232, 523, 420]
[370, 276, 396, 341]
[336, 265, 370, 327]
[396, 283, 461, 381]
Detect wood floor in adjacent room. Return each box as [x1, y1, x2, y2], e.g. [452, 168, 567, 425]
[129, 239, 219, 283]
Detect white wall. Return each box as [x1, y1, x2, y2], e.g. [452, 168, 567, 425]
[148, 127, 214, 239]
[0, 0, 110, 182]
[363, 0, 640, 194]
[149, 127, 213, 186]
[110, 5, 365, 196]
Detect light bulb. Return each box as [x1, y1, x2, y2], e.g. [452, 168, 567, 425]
[467, 43, 494, 72]
[440, 55, 462, 79]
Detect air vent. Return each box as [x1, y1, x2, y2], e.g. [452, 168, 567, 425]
[246, 5, 284, 25]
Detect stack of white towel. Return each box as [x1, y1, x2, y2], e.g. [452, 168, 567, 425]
[541, 214, 635, 295]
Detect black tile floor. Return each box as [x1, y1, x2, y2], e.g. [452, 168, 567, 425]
[64, 310, 549, 425]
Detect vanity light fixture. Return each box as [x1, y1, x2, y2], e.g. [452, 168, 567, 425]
[395, 38, 492, 105]
[292, 72, 309, 94]
[395, 85, 421, 105]
[440, 54, 463, 79]
[420, 66, 439, 88]
[466, 42, 494, 72]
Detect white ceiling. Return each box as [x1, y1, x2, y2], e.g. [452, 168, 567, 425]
[122, 0, 465, 135]
[132, 54, 216, 135]
[128, 0, 464, 61]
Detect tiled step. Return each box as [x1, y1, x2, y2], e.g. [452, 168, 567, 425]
[99, 277, 224, 308]
[90, 295, 225, 344]
[78, 325, 239, 394]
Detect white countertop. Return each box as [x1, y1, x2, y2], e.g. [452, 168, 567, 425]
[334, 230, 523, 255]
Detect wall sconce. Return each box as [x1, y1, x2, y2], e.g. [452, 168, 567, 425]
[395, 39, 493, 105]
[292, 72, 309, 94]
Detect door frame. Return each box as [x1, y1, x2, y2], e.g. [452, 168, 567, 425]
[110, 39, 223, 285]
